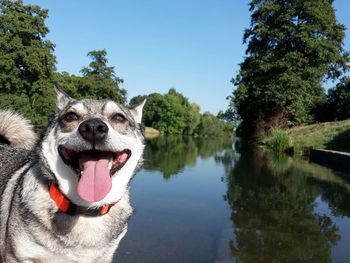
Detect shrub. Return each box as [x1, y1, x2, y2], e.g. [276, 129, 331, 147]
[264, 129, 292, 153]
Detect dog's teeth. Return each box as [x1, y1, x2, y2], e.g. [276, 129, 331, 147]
[108, 159, 113, 170]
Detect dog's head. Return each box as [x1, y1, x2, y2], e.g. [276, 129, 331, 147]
[40, 87, 145, 207]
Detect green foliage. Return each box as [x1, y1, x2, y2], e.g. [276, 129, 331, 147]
[55, 50, 127, 104]
[263, 128, 292, 153]
[129, 95, 147, 108]
[327, 77, 350, 121]
[0, 0, 56, 128]
[142, 92, 184, 134]
[217, 95, 240, 129]
[185, 103, 201, 135]
[134, 89, 200, 135]
[287, 119, 350, 152]
[53, 71, 80, 97]
[78, 50, 126, 103]
[0, 2, 127, 130]
[231, 0, 349, 138]
[195, 112, 233, 137]
[265, 119, 350, 153]
[131, 89, 232, 136]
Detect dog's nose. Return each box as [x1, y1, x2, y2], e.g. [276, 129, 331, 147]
[79, 118, 109, 144]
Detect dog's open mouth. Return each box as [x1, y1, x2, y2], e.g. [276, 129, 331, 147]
[58, 147, 131, 202]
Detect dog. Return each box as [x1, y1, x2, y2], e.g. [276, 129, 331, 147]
[0, 87, 146, 262]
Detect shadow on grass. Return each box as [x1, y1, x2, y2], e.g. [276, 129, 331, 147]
[325, 129, 350, 153]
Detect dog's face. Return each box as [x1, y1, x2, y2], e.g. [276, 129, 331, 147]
[41, 88, 145, 207]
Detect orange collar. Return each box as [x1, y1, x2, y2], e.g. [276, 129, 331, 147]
[49, 183, 114, 216]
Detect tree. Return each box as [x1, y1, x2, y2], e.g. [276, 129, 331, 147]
[185, 103, 201, 135]
[78, 50, 127, 103]
[142, 90, 187, 134]
[131, 89, 232, 136]
[129, 95, 147, 108]
[231, 0, 349, 139]
[195, 112, 232, 137]
[133, 90, 193, 134]
[326, 77, 350, 120]
[164, 88, 193, 134]
[0, 0, 56, 128]
[53, 71, 80, 98]
[218, 99, 239, 132]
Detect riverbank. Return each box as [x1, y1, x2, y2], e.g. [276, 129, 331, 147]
[263, 119, 350, 154]
[287, 119, 350, 153]
[144, 127, 161, 139]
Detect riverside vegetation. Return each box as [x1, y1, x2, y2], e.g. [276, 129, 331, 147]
[263, 119, 350, 154]
[228, 0, 350, 150]
[1, 0, 350, 146]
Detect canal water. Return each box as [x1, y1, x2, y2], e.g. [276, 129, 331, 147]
[115, 137, 350, 263]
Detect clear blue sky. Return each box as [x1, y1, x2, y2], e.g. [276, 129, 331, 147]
[24, 0, 350, 114]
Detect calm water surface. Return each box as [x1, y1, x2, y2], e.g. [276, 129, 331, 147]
[114, 137, 350, 263]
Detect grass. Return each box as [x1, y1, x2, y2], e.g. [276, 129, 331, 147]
[286, 119, 350, 153]
[262, 128, 293, 153]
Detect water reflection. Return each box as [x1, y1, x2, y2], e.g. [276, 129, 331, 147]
[224, 145, 348, 262]
[116, 137, 350, 263]
[143, 136, 233, 179]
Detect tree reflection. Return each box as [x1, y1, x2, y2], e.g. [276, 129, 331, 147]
[318, 182, 350, 217]
[143, 136, 233, 179]
[224, 147, 340, 262]
[140, 136, 349, 261]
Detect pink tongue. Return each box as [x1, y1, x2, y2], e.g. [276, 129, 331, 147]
[77, 152, 112, 202]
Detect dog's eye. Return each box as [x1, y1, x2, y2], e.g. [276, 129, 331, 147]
[112, 113, 126, 122]
[63, 112, 79, 123]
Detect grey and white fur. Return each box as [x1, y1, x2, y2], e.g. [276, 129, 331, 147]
[0, 87, 146, 262]
[0, 110, 36, 150]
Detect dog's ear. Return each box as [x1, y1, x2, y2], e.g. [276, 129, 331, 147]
[54, 85, 73, 110]
[130, 98, 147, 124]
